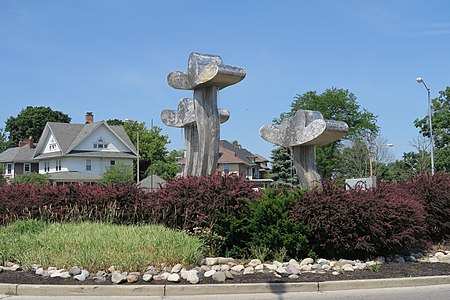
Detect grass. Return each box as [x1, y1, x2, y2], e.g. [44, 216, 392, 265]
[0, 220, 204, 272]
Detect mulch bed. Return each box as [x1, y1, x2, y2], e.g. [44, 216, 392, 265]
[1, 262, 450, 285]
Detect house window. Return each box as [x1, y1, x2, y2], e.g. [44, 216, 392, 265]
[44, 161, 50, 172]
[110, 160, 116, 166]
[6, 163, 12, 174]
[24, 163, 31, 174]
[94, 138, 108, 149]
[56, 160, 62, 171]
[223, 164, 229, 175]
[86, 159, 92, 171]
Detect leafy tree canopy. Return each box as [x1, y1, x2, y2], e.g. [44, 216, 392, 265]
[0, 128, 7, 153]
[100, 162, 134, 185]
[107, 119, 178, 180]
[5, 106, 71, 149]
[414, 86, 450, 172]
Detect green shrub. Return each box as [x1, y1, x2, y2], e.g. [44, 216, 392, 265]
[100, 162, 134, 185]
[215, 188, 312, 260]
[10, 173, 50, 185]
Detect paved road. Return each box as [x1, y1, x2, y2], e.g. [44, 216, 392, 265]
[2, 284, 450, 300]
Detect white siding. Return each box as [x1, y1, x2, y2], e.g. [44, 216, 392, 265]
[75, 125, 131, 153]
[39, 157, 133, 175]
[42, 134, 60, 154]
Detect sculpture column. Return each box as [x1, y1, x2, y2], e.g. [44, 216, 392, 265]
[260, 110, 348, 189]
[162, 52, 245, 176]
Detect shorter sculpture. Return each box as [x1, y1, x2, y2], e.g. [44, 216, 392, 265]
[260, 110, 348, 189]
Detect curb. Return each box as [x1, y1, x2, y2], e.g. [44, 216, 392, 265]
[1, 276, 449, 296]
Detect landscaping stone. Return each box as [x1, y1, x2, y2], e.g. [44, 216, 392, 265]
[212, 265, 221, 271]
[220, 264, 230, 271]
[276, 266, 288, 275]
[111, 271, 127, 284]
[205, 257, 218, 266]
[231, 264, 244, 272]
[93, 276, 106, 283]
[289, 274, 299, 279]
[332, 271, 340, 275]
[342, 264, 354, 272]
[273, 260, 283, 268]
[142, 273, 152, 282]
[243, 266, 255, 275]
[217, 257, 235, 264]
[224, 270, 234, 279]
[255, 264, 264, 272]
[74, 273, 87, 281]
[299, 264, 312, 271]
[317, 258, 330, 265]
[160, 272, 171, 280]
[204, 269, 216, 278]
[300, 258, 314, 266]
[187, 272, 199, 284]
[263, 264, 277, 271]
[69, 267, 81, 276]
[212, 271, 226, 282]
[248, 259, 262, 267]
[35, 267, 44, 276]
[171, 264, 182, 273]
[127, 272, 140, 283]
[50, 269, 66, 278]
[167, 273, 180, 282]
[288, 259, 300, 268]
[146, 266, 159, 275]
[286, 264, 299, 275]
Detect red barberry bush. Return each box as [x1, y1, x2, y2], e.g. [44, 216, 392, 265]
[291, 181, 429, 259]
[405, 172, 450, 243]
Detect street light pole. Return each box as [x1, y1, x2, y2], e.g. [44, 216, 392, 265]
[136, 129, 140, 183]
[416, 77, 435, 176]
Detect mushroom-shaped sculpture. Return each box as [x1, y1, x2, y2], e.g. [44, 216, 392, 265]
[260, 110, 348, 189]
[163, 52, 246, 176]
[161, 98, 230, 176]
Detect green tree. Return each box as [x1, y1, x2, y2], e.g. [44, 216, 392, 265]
[276, 88, 379, 178]
[110, 119, 177, 181]
[0, 128, 7, 153]
[269, 146, 298, 188]
[414, 86, 450, 172]
[100, 162, 134, 185]
[146, 149, 181, 180]
[5, 106, 71, 149]
[11, 173, 50, 185]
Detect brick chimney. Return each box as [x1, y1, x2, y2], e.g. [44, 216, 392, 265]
[85, 112, 94, 124]
[28, 136, 33, 148]
[18, 136, 34, 148]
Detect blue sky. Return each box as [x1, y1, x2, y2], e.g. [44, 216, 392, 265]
[1, 0, 449, 161]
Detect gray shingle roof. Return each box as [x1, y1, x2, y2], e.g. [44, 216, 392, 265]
[0, 145, 36, 163]
[47, 171, 102, 181]
[33, 121, 136, 159]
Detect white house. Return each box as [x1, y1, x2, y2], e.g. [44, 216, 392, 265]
[32, 113, 137, 185]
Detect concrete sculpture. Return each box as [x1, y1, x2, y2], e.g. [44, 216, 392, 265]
[260, 110, 348, 189]
[162, 53, 246, 176]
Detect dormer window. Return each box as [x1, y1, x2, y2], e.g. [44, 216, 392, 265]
[94, 138, 108, 149]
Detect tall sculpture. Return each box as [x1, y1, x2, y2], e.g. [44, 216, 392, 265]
[162, 53, 246, 176]
[260, 110, 348, 189]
